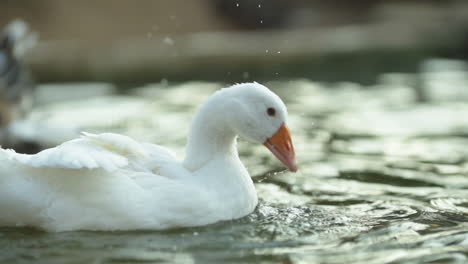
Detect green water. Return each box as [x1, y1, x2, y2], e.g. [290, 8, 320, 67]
[1, 59, 468, 263]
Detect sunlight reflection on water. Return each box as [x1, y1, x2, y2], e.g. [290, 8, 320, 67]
[2, 63, 468, 263]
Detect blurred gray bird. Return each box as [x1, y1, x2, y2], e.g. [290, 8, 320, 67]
[0, 20, 37, 148]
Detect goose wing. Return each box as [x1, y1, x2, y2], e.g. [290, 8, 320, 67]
[1, 132, 176, 172]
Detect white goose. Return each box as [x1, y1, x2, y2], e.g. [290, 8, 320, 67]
[0, 82, 297, 231]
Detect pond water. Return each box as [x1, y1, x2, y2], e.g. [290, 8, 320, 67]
[1, 59, 468, 263]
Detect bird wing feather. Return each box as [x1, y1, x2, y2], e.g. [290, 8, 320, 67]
[1, 132, 176, 172]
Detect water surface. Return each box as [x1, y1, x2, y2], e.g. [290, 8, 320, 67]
[2, 62, 468, 263]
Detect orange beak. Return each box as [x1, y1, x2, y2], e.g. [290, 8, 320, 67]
[263, 123, 297, 172]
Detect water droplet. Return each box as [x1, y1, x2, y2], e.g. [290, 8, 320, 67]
[258, 4, 261, 8]
[236, 3, 239, 7]
[260, 20, 263, 24]
[277, 51, 281, 54]
[265, 49, 269, 53]
[163, 37, 174, 45]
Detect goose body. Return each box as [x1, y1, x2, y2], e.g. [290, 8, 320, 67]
[0, 83, 296, 231]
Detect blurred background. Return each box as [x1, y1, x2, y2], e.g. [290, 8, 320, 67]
[2, 0, 468, 83]
[2, 0, 468, 150]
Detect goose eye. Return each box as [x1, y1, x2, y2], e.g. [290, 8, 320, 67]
[267, 107, 276, 117]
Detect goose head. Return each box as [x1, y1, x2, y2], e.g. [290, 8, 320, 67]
[221, 82, 297, 172]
